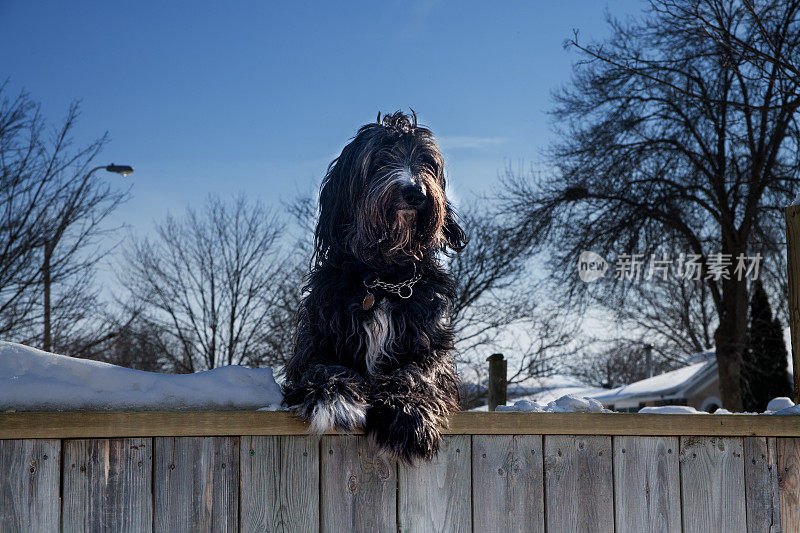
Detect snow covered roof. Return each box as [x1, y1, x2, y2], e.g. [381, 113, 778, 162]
[591, 351, 717, 406]
[507, 374, 587, 395]
[0, 341, 282, 412]
[506, 374, 607, 405]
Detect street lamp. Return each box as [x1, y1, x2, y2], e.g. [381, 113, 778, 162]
[85, 163, 134, 178]
[41, 162, 134, 352]
[104, 163, 134, 177]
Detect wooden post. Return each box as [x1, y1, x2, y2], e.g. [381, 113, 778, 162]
[487, 353, 507, 411]
[786, 205, 800, 403]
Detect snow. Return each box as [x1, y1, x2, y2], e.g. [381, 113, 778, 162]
[2, 340, 796, 417]
[546, 394, 609, 413]
[764, 397, 800, 415]
[592, 353, 715, 404]
[638, 405, 700, 414]
[0, 341, 283, 412]
[773, 405, 800, 415]
[624, 397, 800, 415]
[504, 374, 607, 405]
[494, 394, 800, 415]
[496, 399, 544, 412]
[766, 397, 795, 412]
[496, 394, 610, 413]
[507, 374, 588, 395]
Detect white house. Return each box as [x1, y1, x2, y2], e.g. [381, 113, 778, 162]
[591, 352, 722, 412]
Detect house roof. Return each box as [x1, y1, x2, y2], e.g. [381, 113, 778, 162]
[591, 351, 717, 406]
[506, 374, 606, 404]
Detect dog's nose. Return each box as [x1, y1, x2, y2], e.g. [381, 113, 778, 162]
[402, 184, 426, 207]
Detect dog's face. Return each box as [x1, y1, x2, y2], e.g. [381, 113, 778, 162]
[315, 111, 466, 268]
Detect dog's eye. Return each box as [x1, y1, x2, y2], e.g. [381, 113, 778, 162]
[419, 156, 438, 173]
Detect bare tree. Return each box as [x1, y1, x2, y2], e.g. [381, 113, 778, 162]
[612, 273, 716, 360]
[569, 340, 678, 389]
[0, 84, 127, 351]
[120, 195, 292, 371]
[503, 0, 800, 409]
[448, 205, 579, 389]
[59, 308, 170, 372]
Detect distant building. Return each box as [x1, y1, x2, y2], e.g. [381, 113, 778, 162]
[592, 352, 721, 412]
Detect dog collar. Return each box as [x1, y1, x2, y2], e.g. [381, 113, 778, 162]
[361, 265, 421, 310]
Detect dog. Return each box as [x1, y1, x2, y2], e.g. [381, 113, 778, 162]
[282, 110, 467, 462]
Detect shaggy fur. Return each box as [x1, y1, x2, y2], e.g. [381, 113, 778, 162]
[283, 111, 467, 463]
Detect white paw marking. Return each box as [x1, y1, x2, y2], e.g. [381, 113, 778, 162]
[309, 398, 367, 434]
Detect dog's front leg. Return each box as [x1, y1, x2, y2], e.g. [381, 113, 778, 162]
[366, 363, 458, 463]
[283, 364, 368, 434]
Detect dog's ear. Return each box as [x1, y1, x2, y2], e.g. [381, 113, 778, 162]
[443, 203, 468, 252]
[315, 157, 351, 263]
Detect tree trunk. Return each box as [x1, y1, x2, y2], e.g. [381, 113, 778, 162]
[714, 274, 748, 411]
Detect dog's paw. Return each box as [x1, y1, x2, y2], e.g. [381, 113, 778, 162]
[283, 364, 367, 433]
[365, 403, 441, 463]
[307, 398, 367, 434]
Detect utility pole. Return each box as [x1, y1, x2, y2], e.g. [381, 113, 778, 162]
[42, 239, 53, 352]
[40, 163, 133, 352]
[644, 343, 653, 378]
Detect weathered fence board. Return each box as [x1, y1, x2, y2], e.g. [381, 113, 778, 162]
[62, 438, 152, 533]
[321, 435, 396, 533]
[743, 437, 782, 533]
[6, 411, 800, 438]
[0, 439, 60, 532]
[679, 437, 746, 532]
[613, 436, 680, 533]
[240, 435, 319, 533]
[544, 435, 613, 533]
[778, 437, 800, 531]
[398, 435, 471, 533]
[471, 435, 544, 533]
[154, 436, 239, 533]
[3, 416, 800, 532]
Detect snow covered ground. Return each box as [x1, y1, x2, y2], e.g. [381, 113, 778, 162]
[0, 341, 283, 412]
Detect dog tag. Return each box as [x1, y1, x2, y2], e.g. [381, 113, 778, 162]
[362, 291, 375, 310]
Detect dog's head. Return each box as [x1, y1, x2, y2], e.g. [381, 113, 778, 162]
[315, 110, 466, 268]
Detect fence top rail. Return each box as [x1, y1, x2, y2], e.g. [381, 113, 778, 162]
[1, 410, 798, 439]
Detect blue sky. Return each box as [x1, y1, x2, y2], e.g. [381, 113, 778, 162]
[1, 0, 644, 236]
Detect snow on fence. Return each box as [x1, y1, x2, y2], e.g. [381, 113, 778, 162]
[1, 411, 800, 532]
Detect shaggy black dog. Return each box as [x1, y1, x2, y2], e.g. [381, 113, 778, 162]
[283, 111, 467, 462]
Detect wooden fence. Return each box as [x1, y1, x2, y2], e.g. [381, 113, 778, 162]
[1, 411, 800, 532]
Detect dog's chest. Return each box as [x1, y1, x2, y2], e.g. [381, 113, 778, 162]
[362, 300, 395, 375]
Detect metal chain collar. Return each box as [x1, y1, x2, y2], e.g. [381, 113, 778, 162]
[363, 265, 421, 299]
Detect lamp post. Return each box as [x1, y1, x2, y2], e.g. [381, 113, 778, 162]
[42, 163, 133, 352]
